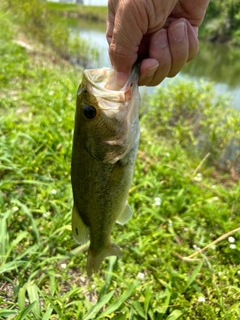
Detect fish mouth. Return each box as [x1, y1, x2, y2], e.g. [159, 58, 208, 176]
[83, 64, 140, 104]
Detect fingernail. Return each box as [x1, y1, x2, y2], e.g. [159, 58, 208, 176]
[170, 21, 185, 42]
[116, 72, 128, 87]
[154, 29, 168, 48]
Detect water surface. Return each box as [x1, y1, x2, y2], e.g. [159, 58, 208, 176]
[72, 21, 240, 110]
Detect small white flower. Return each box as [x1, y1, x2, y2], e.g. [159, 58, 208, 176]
[154, 197, 161, 206]
[80, 276, 86, 283]
[217, 271, 222, 276]
[12, 206, 19, 212]
[137, 272, 145, 280]
[193, 244, 200, 251]
[230, 244, 236, 249]
[207, 197, 219, 203]
[43, 212, 49, 218]
[228, 236, 235, 243]
[51, 189, 57, 195]
[194, 173, 202, 182]
[237, 270, 240, 275]
[60, 263, 67, 269]
[198, 296, 205, 303]
[168, 220, 173, 227]
[67, 94, 72, 101]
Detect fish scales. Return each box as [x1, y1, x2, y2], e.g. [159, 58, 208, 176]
[71, 64, 140, 277]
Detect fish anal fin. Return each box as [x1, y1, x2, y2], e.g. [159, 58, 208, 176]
[72, 205, 88, 245]
[116, 202, 133, 225]
[87, 243, 122, 278]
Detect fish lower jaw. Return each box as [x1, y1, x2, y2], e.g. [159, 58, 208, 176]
[87, 243, 122, 278]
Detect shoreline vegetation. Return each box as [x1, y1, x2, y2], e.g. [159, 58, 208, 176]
[46, 1, 240, 45]
[1, 0, 240, 319]
[47, 2, 107, 23]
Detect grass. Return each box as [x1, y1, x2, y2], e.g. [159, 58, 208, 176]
[3, 0, 99, 67]
[0, 3, 240, 320]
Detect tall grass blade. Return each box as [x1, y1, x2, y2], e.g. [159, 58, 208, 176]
[144, 285, 152, 315]
[99, 281, 139, 318]
[132, 301, 145, 318]
[17, 301, 37, 320]
[18, 286, 27, 312]
[12, 200, 40, 244]
[0, 215, 9, 263]
[184, 261, 203, 292]
[0, 260, 25, 274]
[83, 290, 115, 320]
[26, 283, 41, 317]
[42, 307, 53, 320]
[98, 256, 118, 298]
[6, 231, 28, 260]
[0, 309, 18, 317]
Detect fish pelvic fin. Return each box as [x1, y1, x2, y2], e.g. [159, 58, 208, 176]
[87, 243, 122, 278]
[72, 205, 88, 244]
[116, 202, 133, 225]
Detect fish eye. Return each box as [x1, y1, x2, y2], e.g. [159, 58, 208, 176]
[83, 105, 97, 119]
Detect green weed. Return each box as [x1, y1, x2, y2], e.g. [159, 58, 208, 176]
[46, 2, 108, 23]
[0, 3, 240, 319]
[3, 0, 99, 67]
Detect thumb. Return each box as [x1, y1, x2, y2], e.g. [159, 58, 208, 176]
[106, 1, 147, 78]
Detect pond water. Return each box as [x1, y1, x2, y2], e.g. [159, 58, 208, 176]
[71, 21, 240, 111]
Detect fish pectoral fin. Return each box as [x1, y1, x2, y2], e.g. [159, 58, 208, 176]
[87, 243, 122, 278]
[116, 202, 133, 225]
[72, 205, 88, 245]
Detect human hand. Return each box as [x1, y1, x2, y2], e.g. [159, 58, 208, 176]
[106, 0, 210, 86]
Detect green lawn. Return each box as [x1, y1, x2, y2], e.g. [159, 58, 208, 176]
[0, 3, 240, 320]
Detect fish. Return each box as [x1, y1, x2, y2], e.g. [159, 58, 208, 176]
[71, 63, 140, 277]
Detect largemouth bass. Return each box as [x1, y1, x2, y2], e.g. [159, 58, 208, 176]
[71, 64, 140, 277]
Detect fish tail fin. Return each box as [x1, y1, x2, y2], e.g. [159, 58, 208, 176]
[87, 243, 122, 278]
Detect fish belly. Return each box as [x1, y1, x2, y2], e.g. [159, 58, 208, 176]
[71, 137, 139, 276]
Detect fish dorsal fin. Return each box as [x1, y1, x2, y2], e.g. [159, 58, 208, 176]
[116, 202, 133, 225]
[72, 205, 88, 244]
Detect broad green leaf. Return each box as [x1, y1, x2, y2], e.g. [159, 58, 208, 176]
[0, 309, 18, 317]
[184, 261, 203, 292]
[18, 286, 27, 311]
[0, 260, 25, 275]
[132, 300, 145, 318]
[166, 309, 183, 320]
[26, 283, 41, 317]
[0, 216, 8, 261]
[160, 283, 172, 314]
[42, 307, 53, 320]
[49, 273, 57, 296]
[144, 285, 152, 315]
[18, 301, 37, 320]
